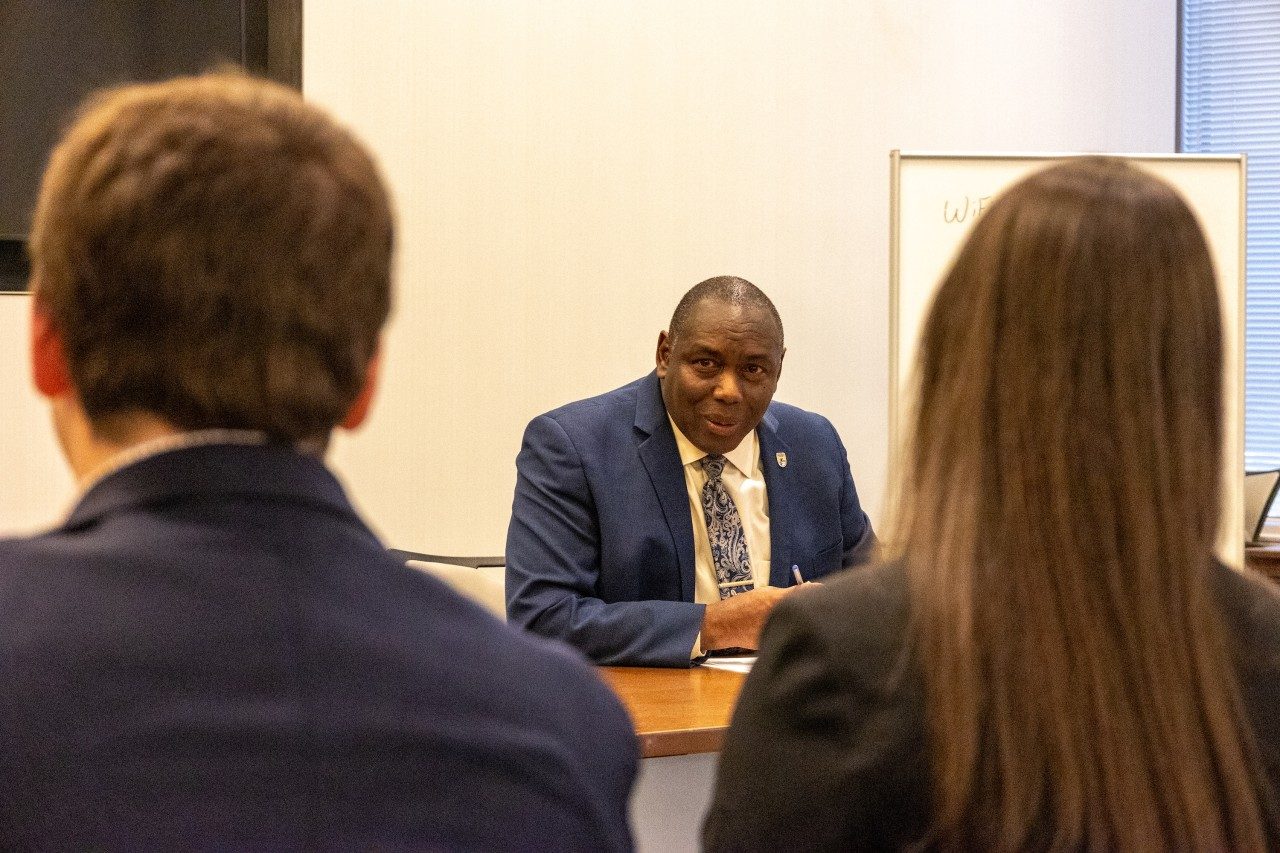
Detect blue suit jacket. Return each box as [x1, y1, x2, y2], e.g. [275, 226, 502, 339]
[0, 443, 636, 851]
[506, 372, 876, 667]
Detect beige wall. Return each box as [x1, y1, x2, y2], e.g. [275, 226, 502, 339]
[0, 295, 72, 533]
[0, 0, 1177, 550]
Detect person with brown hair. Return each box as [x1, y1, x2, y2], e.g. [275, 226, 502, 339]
[3, 72, 636, 849]
[703, 157, 1280, 850]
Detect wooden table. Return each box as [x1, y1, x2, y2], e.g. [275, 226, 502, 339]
[1246, 542, 1280, 582]
[599, 666, 746, 758]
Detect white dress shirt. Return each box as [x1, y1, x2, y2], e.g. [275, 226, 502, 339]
[669, 418, 772, 657]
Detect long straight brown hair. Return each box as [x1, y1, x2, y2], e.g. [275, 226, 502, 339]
[891, 157, 1270, 849]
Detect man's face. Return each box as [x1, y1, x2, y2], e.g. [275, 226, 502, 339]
[656, 299, 785, 456]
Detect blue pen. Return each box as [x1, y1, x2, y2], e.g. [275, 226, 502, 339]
[792, 566, 804, 585]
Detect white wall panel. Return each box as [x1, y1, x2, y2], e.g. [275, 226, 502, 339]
[0, 0, 1177, 550]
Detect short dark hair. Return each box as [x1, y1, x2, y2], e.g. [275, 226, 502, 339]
[667, 276, 783, 347]
[29, 71, 394, 443]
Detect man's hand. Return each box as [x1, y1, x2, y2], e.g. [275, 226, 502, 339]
[701, 586, 798, 652]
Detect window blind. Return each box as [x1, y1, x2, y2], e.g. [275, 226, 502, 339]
[1180, 1, 1280, 474]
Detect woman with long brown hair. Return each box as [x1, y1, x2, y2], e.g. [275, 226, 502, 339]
[703, 157, 1280, 850]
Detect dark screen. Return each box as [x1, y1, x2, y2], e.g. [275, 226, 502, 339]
[0, 0, 246, 239]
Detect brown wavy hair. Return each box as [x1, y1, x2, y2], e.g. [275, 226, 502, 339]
[29, 71, 394, 442]
[893, 157, 1269, 849]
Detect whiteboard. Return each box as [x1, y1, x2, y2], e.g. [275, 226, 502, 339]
[889, 152, 1247, 566]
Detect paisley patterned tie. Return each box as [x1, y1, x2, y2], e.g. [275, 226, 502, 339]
[700, 454, 754, 599]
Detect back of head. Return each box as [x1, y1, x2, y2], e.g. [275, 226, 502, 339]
[29, 72, 394, 443]
[909, 156, 1222, 564]
[897, 157, 1267, 848]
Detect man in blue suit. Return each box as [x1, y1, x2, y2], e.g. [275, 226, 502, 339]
[3, 72, 635, 849]
[507, 277, 876, 667]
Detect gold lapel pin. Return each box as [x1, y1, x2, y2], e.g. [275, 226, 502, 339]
[776, 451, 787, 468]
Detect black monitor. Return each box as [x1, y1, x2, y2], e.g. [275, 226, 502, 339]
[0, 0, 301, 292]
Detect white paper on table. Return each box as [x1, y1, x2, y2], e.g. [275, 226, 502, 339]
[699, 655, 756, 674]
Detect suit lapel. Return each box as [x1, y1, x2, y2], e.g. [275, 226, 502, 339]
[634, 372, 698, 602]
[757, 407, 796, 587]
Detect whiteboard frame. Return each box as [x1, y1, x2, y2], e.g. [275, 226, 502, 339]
[889, 150, 1248, 565]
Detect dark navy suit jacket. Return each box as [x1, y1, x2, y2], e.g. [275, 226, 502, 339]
[0, 442, 636, 851]
[506, 372, 876, 667]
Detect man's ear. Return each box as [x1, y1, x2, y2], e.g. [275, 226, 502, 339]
[30, 304, 73, 399]
[776, 346, 786, 383]
[655, 330, 672, 378]
[340, 346, 382, 431]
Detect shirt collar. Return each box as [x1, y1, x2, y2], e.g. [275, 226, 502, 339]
[667, 416, 758, 477]
[76, 429, 275, 497]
